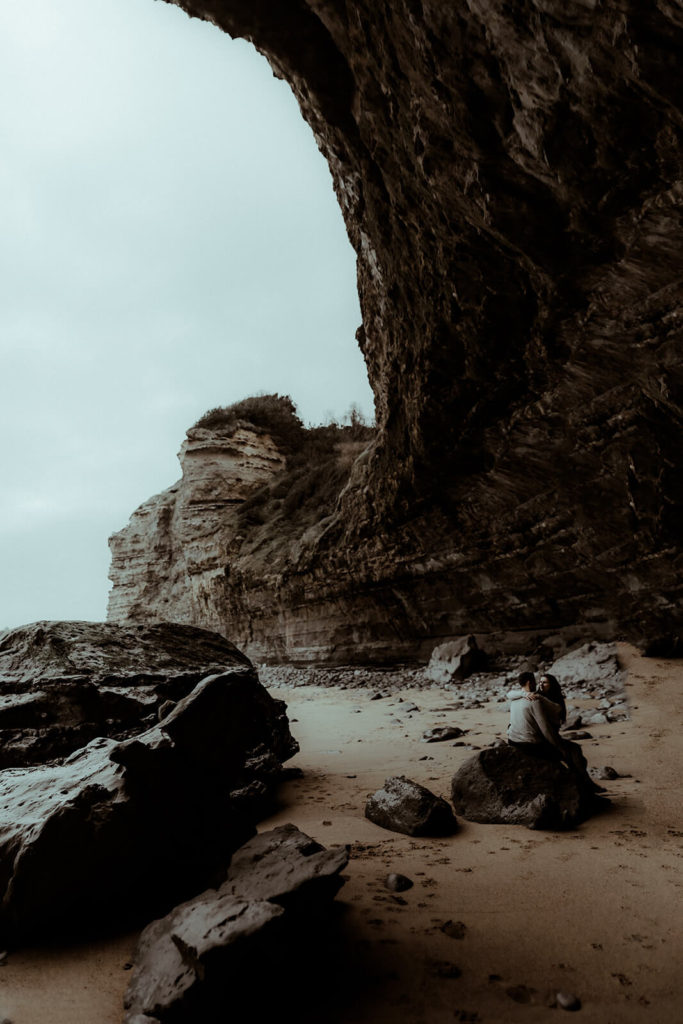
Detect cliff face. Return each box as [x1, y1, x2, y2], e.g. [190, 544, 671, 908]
[110, 2, 683, 660]
[108, 427, 286, 633]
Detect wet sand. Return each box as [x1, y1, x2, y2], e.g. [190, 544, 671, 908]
[2, 644, 681, 1022]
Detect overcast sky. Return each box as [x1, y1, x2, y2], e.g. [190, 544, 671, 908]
[0, 0, 372, 629]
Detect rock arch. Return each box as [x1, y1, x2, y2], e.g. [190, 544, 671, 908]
[144, 1, 683, 653]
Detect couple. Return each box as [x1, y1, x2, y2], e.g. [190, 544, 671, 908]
[507, 671, 605, 793]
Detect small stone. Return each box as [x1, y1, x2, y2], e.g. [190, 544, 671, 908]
[385, 873, 413, 892]
[557, 990, 582, 1011]
[423, 725, 466, 742]
[322, 820, 332, 826]
[591, 765, 620, 780]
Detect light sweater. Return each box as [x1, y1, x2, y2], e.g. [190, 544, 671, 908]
[506, 689, 563, 748]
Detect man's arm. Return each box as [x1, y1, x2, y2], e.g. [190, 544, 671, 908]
[530, 701, 564, 750]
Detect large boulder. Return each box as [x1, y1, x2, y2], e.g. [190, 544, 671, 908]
[365, 776, 458, 836]
[0, 623, 298, 942]
[549, 642, 625, 694]
[425, 636, 488, 685]
[123, 825, 349, 1023]
[451, 746, 598, 830]
[0, 621, 255, 767]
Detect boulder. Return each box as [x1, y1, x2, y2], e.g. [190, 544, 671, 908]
[451, 746, 599, 830]
[426, 636, 487, 685]
[124, 825, 349, 1023]
[0, 621, 255, 768]
[549, 642, 625, 693]
[0, 652, 298, 942]
[365, 776, 458, 836]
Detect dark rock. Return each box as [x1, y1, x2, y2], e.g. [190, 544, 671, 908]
[451, 746, 599, 830]
[422, 725, 467, 742]
[0, 621, 254, 768]
[124, 825, 348, 1023]
[0, 664, 297, 942]
[591, 765, 620, 780]
[557, 991, 582, 1012]
[365, 776, 458, 836]
[642, 634, 683, 658]
[385, 873, 413, 892]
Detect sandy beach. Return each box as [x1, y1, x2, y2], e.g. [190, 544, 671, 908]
[1, 643, 681, 1022]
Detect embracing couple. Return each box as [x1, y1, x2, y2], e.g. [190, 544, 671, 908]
[507, 671, 605, 793]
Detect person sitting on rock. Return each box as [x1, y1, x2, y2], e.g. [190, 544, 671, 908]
[506, 671, 566, 761]
[508, 672, 604, 792]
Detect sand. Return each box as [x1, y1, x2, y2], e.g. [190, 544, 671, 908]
[1, 643, 681, 1023]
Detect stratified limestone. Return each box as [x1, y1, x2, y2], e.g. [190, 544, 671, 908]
[111, 3, 683, 659]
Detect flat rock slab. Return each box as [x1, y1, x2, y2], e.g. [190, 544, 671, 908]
[365, 775, 458, 836]
[451, 746, 598, 830]
[0, 621, 254, 767]
[124, 824, 349, 1023]
[0, 667, 298, 942]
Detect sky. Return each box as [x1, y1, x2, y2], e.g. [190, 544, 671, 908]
[0, 0, 372, 629]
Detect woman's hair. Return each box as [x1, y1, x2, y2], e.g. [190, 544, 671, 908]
[539, 673, 567, 723]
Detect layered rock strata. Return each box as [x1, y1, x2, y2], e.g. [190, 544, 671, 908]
[0, 621, 297, 941]
[113, 2, 683, 658]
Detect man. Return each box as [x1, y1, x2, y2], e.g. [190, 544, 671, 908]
[507, 671, 566, 760]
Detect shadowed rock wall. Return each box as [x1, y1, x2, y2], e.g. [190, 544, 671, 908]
[129, 0, 683, 659]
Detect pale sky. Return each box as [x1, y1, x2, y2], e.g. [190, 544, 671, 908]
[0, 0, 372, 628]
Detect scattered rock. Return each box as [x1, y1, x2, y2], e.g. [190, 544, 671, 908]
[124, 825, 348, 1023]
[557, 990, 582, 1011]
[426, 636, 488, 685]
[591, 765, 620, 780]
[422, 725, 466, 742]
[550, 642, 625, 691]
[385, 873, 413, 892]
[451, 746, 600, 830]
[365, 776, 458, 836]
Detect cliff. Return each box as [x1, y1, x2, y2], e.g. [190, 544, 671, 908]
[110, 3, 683, 660]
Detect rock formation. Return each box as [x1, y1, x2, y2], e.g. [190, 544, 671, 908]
[451, 745, 601, 829]
[0, 621, 298, 941]
[110, 3, 683, 660]
[365, 775, 458, 836]
[123, 825, 349, 1023]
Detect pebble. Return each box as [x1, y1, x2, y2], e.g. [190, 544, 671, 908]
[591, 765, 620, 780]
[385, 873, 414, 892]
[556, 990, 582, 1011]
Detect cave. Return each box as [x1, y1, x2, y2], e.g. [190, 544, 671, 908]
[111, 1, 683, 661]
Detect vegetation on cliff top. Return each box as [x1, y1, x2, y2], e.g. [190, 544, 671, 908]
[193, 394, 376, 557]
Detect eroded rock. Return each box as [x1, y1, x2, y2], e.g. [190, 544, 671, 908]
[365, 776, 457, 836]
[0, 621, 254, 767]
[451, 746, 599, 830]
[426, 637, 488, 685]
[124, 825, 349, 1023]
[0, 651, 297, 942]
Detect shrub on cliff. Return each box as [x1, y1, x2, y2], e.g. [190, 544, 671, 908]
[193, 394, 305, 451]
